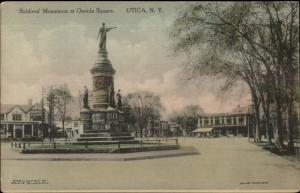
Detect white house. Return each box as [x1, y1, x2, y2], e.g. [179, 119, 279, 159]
[0, 100, 47, 139]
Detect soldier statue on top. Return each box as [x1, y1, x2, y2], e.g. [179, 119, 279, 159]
[98, 23, 117, 50]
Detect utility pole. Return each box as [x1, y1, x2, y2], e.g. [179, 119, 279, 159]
[48, 87, 52, 141]
[41, 87, 45, 139]
[138, 106, 142, 138]
[47, 86, 56, 141]
[138, 95, 143, 138]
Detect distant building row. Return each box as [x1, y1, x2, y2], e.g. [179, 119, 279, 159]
[3, 101, 298, 140]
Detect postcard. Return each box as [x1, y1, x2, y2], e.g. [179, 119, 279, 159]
[1, 1, 300, 193]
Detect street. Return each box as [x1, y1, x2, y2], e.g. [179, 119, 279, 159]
[1, 137, 300, 191]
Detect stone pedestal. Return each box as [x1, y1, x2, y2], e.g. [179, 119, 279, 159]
[80, 109, 93, 131]
[91, 49, 115, 109]
[78, 107, 135, 144]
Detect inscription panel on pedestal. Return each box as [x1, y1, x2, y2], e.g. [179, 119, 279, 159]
[92, 112, 106, 123]
[93, 76, 113, 90]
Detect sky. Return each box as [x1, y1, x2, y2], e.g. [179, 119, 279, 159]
[1, 1, 251, 117]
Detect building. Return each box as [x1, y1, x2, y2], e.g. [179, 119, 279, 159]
[0, 100, 47, 139]
[168, 122, 181, 137]
[196, 105, 252, 137]
[160, 121, 172, 137]
[145, 117, 161, 137]
[64, 119, 81, 138]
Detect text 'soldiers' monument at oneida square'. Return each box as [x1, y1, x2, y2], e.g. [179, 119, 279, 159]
[78, 23, 135, 143]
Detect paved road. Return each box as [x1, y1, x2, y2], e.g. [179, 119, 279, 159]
[1, 137, 300, 192]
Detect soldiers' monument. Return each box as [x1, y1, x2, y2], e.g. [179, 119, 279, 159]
[78, 23, 134, 143]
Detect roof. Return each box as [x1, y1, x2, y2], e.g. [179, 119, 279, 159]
[1, 104, 32, 114]
[198, 105, 250, 117]
[0, 103, 43, 114]
[231, 105, 249, 114]
[193, 128, 213, 133]
[0, 104, 15, 113]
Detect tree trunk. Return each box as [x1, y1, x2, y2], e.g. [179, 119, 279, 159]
[264, 98, 273, 144]
[260, 94, 273, 144]
[254, 101, 261, 143]
[265, 112, 273, 144]
[287, 99, 295, 153]
[248, 83, 261, 143]
[274, 95, 285, 149]
[62, 119, 65, 134]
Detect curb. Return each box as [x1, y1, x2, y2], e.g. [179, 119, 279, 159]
[3, 147, 199, 161]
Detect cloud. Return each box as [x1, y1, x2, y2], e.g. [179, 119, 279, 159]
[2, 23, 94, 104]
[2, 16, 251, 115]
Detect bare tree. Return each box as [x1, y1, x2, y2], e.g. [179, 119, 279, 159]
[125, 91, 164, 137]
[53, 85, 73, 133]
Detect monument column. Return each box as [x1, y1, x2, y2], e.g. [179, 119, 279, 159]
[91, 23, 117, 109]
[91, 49, 116, 109]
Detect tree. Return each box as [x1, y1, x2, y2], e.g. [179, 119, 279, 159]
[124, 91, 164, 137]
[169, 105, 204, 135]
[122, 97, 137, 131]
[170, 2, 299, 150]
[53, 85, 73, 133]
[183, 105, 204, 117]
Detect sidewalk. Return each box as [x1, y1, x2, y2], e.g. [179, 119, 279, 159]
[251, 140, 300, 169]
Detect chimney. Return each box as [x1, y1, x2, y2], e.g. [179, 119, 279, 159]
[28, 98, 33, 106]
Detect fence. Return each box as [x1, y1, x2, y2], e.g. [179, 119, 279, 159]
[10, 138, 179, 151]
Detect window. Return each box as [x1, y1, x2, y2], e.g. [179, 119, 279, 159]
[155, 122, 160, 127]
[215, 117, 220, 125]
[239, 117, 244, 124]
[0, 114, 4, 120]
[0, 124, 6, 134]
[30, 113, 42, 121]
[227, 117, 232, 125]
[233, 117, 237, 125]
[204, 118, 209, 125]
[12, 114, 22, 121]
[119, 114, 124, 121]
[74, 122, 79, 128]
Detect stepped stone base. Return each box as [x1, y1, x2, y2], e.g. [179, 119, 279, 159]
[76, 129, 137, 144]
[78, 136, 134, 142]
[72, 140, 139, 145]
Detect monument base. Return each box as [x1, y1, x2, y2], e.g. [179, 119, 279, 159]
[78, 107, 135, 144]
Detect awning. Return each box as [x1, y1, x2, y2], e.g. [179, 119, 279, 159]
[192, 128, 213, 133]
